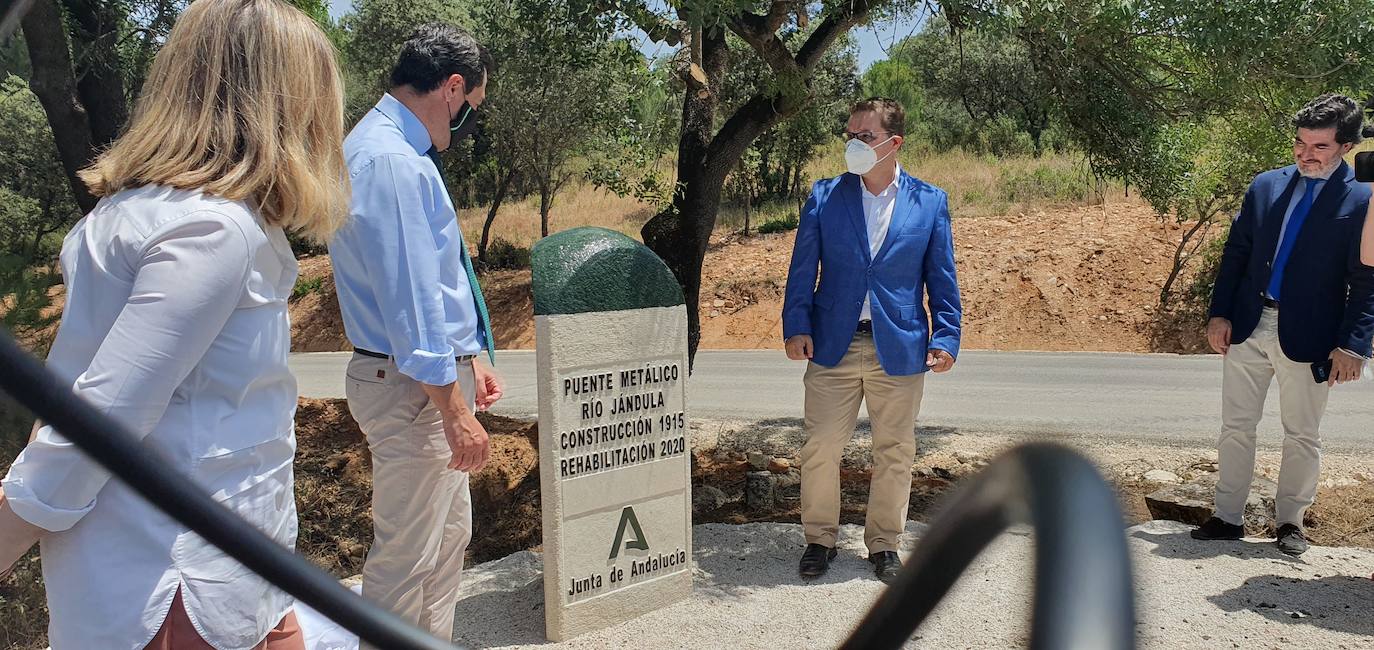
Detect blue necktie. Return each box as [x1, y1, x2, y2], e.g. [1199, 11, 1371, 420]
[1266, 178, 1318, 302]
[426, 147, 497, 366]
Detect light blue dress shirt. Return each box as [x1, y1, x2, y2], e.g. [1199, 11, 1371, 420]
[330, 94, 483, 386]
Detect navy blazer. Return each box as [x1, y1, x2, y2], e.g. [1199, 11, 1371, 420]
[1209, 161, 1374, 362]
[782, 171, 962, 375]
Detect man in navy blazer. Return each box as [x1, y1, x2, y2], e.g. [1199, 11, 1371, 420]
[1193, 94, 1374, 556]
[782, 98, 961, 582]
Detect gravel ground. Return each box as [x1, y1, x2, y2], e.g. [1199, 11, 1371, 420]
[298, 520, 1374, 650]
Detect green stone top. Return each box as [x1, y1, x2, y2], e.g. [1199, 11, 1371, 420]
[532, 227, 685, 316]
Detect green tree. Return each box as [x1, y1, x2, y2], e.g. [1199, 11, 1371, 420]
[927, 0, 1374, 313]
[584, 56, 680, 211]
[599, 0, 1374, 362]
[337, 0, 472, 123]
[724, 29, 860, 202]
[12, 0, 332, 212]
[860, 59, 922, 124]
[479, 0, 641, 238]
[0, 75, 78, 341]
[893, 17, 1053, 154]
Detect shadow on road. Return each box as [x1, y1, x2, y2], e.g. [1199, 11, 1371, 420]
[1206, 574, 1374, 637]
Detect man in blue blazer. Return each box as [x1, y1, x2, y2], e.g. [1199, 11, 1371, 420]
[782, 98, 961, 582]
[1193, 94, 1374, 556]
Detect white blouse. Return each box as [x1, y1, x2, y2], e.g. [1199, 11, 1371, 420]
[2, 185, 300, 649]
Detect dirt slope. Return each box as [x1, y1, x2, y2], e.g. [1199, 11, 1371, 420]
[289, 200, 1211, 354]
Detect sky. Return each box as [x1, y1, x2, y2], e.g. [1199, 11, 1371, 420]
[326, 1, 931, 72]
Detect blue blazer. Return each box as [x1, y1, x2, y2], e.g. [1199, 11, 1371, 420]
[1209, 161, 1374, 362]
[782, 171, 962, 375]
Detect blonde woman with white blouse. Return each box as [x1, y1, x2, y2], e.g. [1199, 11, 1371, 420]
[0, 0, 348, 648]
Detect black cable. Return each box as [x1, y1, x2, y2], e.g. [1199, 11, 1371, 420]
[0, 329, 457, 650]
[840, 443, 1136, 650]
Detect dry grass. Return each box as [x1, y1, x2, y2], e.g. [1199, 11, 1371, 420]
[0, 549, 45, 650]
[460, 146, 1120, 253]
[1307, 483, 1374, 548]
[457, 185, 656, 249]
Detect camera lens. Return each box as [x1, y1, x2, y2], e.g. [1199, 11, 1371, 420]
[1357, 151, 1374, 183]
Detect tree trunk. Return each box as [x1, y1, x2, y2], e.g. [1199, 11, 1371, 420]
[539, 181, 553, 239]
[1159, 213, 1214, 309]
[478, 167, 516, 265]
[638, 1, 874, 365]
[22, 0, 97, 213]
[641, 29, 791, 365]
[742, 192, 751, 236]
[62, 0, 127, 149]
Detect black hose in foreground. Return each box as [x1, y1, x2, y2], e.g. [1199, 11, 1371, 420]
[840, 442, 1136, 650]
[0, 329, 456, 650]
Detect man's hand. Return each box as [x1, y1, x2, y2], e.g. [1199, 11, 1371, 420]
[785, 335, 814, 361]
[474, 361, 504, 412]
[1206, 317, 1232, 355]
[442, 408, 490, 473]
[1329, 350, 1365, 386]
[926, 349, 955, 373]
[421, 381, 491, 473]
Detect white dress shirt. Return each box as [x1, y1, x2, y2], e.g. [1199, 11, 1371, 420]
[2, 185, 299, 649]
[860, 166, 902, 321]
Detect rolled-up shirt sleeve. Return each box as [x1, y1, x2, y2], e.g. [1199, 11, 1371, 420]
[2, 211, 252, 532]
[349, 154, 457, 386]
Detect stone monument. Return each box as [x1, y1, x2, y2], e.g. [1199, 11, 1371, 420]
[531, 227, 693, 641]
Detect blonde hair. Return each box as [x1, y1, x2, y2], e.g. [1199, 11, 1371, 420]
[80, 0, 349, 241]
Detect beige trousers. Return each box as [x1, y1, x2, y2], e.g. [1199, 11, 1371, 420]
[345, 354, 476, 648]
[800, 336, 926, 553]
[1215, 308, 1330, 527]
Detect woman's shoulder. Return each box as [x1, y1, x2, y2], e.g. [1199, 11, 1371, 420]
[99, 185, 267, 244]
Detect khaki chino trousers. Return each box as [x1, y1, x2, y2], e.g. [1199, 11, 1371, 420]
[800, 335, 926, 553]
[1215, 307, 1330, 528]
[345, 353, 476, 647]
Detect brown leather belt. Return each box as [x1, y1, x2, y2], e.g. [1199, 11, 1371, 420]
[1263, 297, 1280, 309]
[855, 320, 873, 335]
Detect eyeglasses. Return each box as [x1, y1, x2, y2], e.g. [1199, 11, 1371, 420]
[843, 130, 892, 145]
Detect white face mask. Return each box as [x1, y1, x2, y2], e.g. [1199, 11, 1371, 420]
[845, 135, 897, 176]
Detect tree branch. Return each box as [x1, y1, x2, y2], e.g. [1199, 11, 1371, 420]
[590, 0, 684, 46]
[728, 12, 800, 77]
[764, 1, 794, 32]
[796, 0, 875, 71]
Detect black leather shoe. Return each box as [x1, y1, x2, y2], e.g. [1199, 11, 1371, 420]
[870, 551, 902, 583]
[1276, 523, 1309, 556]
[798, 543, 837, 579]
[1190, 516, 1244, 540]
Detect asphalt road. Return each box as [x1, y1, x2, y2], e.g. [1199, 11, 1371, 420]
[290, 349, 1374, 451]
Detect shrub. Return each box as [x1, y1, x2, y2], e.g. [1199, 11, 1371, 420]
[291, 276, 324, 300]
[757, 214, 799, 234]
[999, 165, 1093, 203]
[483, 237, 531, 270]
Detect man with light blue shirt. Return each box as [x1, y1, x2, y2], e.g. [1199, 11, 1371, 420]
[328, 24, 500, 645]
